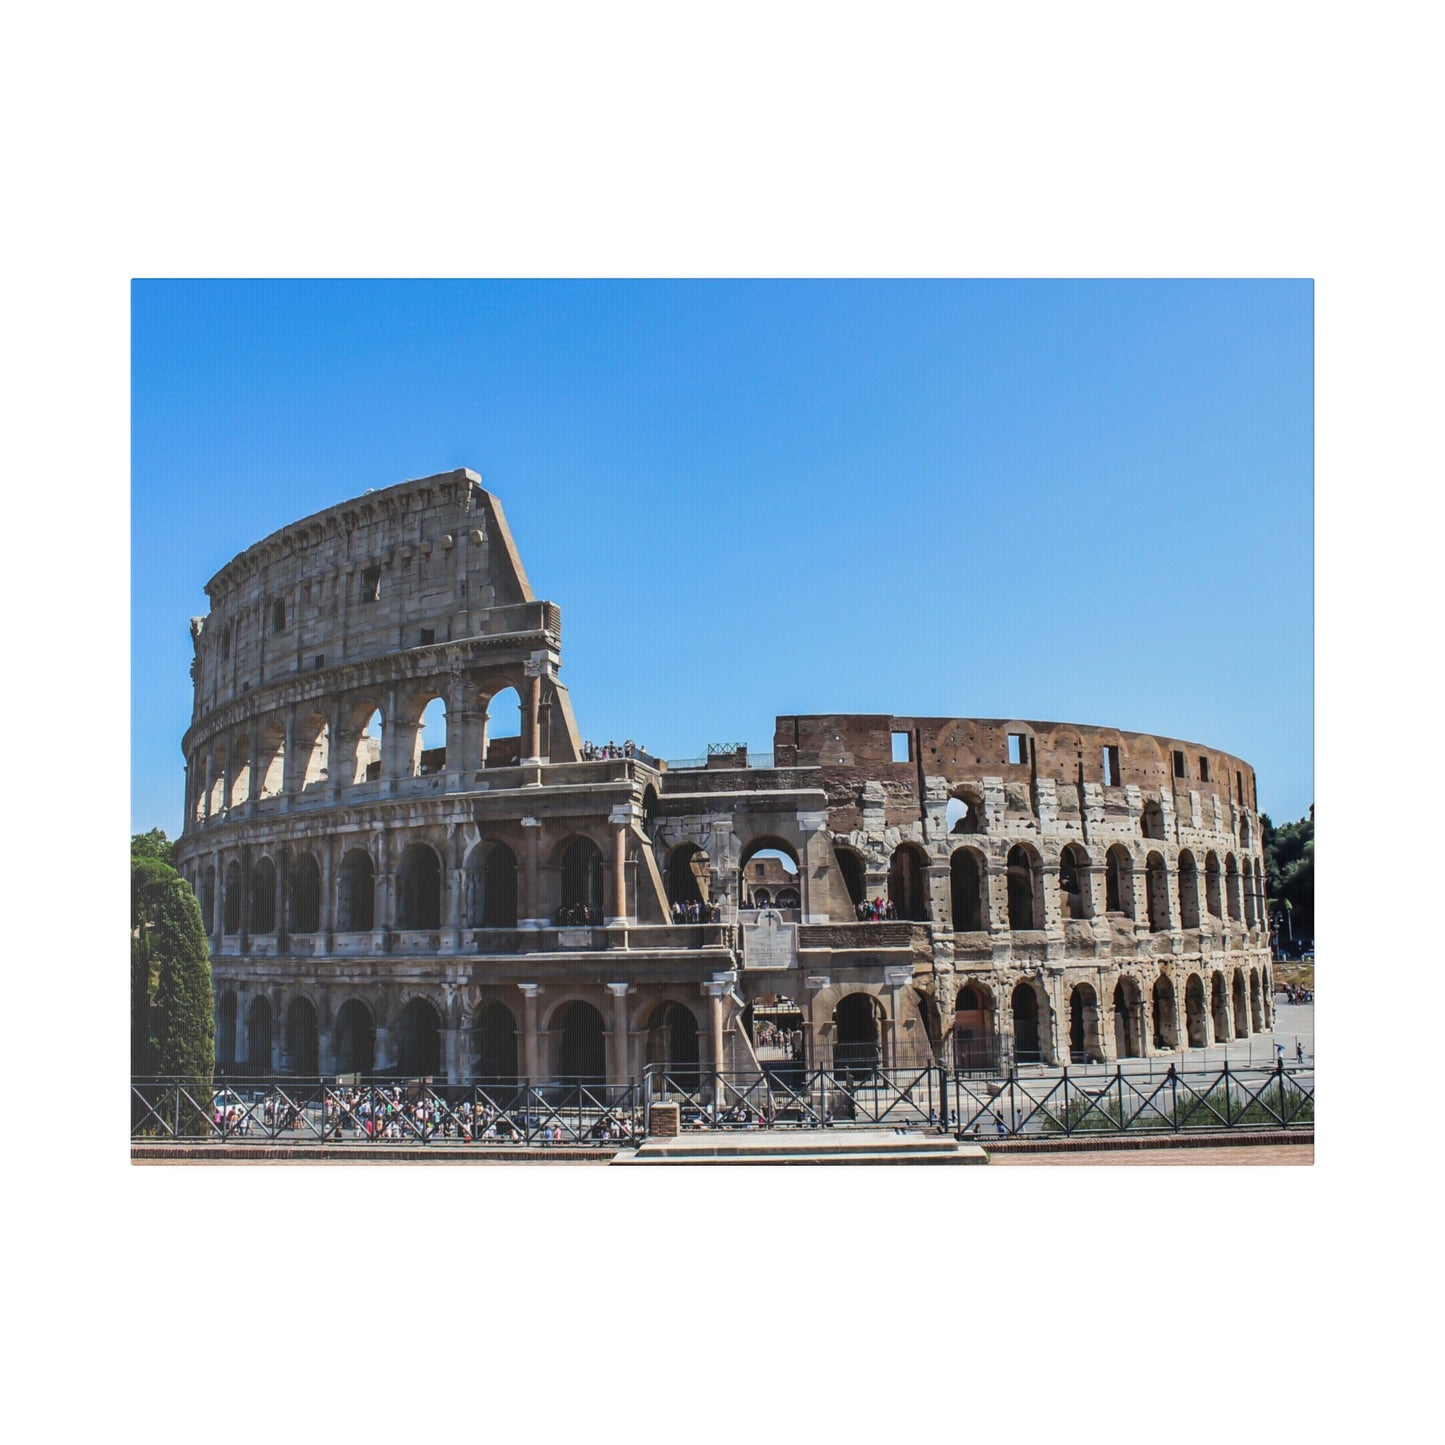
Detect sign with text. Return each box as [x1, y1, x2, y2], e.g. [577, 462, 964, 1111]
[743, 913, 797, 970]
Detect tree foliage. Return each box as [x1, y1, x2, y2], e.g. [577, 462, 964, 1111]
[131, 827, 175, 868]
[1262, 805, 1314, 943]
[150, 878, 215, 1082]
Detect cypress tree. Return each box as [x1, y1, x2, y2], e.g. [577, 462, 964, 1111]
[151, 878, 215, 1084]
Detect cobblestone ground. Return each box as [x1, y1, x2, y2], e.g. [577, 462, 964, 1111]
[990, 1142, 1312, 1165]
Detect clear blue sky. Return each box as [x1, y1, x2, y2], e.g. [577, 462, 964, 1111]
[132, 280, 1313, 836]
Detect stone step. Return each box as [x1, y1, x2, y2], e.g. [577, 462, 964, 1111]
[611, 1129, 988, 1165]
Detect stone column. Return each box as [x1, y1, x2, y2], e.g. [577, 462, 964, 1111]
[607, 982, 632, 1087]
[282, 707, 297, 805]
[441, 1028, 462, 1087]
[519, 984, 542, 1082]
[270, 990, 285, 1073]
[321, 837, 335, 949]
[885, 966, 912, 1070]
[707, 980, 728, 1075]
[373, 1025, 392, 1073]
[524, 673, 542, 764]
[375, 829, 392, 948]
[518, 816, 545, 926]
[445, 823, 464, 952]
[235, 985, 250, 1069]
[607, 805, 633, 925]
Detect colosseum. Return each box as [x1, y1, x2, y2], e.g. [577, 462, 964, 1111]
[174, 467, 1276, 1091]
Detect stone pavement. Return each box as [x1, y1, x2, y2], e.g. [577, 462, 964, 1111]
[991, 1142, 1311, 1165]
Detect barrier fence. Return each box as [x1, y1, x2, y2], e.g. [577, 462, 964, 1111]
[133, 1060, 1312, 1145]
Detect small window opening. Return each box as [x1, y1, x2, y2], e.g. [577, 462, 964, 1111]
[1172, 750, 1186, 779]
[362, 566, 381, 603]
[313, 654, 325, 671]
[1198, 756, 1209, 782]
[891, 731, 911, 764]
[272, 599, 286, 634]
[1008, 733, 1028, 766]
[420, 627, 435, 647]
[1102, 745, 1120, 787]
[754, 863, 765, 877]
[220, 626, 231, 661]
[1235, 770, 1243, 800]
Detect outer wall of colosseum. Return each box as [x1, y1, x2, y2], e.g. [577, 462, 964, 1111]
[173, 469, 1274, 1086]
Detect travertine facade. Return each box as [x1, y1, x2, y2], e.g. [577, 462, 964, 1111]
[175, 469, 1275, 1084]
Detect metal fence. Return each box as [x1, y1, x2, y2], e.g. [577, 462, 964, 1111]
[132, 1060, 1312, 1145]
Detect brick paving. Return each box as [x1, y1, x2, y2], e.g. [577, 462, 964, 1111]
[989, 1142, 1311, 1165]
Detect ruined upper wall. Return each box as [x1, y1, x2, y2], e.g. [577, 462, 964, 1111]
[774, 713, 1259, 828]
[189, 469, 543, 715]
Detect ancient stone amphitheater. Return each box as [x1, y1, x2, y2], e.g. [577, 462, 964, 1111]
[174, 468, 1275, 1086]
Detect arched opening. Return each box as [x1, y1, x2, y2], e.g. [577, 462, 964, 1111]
[557, 1000, 607, 1084]
[1105, 844, 1134, 918]
[641, 786, 659, 838]
[1006, 846, 1039, 930]
[472, 1001, 518, 1083]
[952, 982, 997, 1070]
[1058, 844, 1090, 920]
[1232, 969, 1249, 1039]
[833, 992, 883, 1076]
[286, 996, 318, 1075]
[249, 856, 277, 934]
[739, 838, 799, 910]
[223, 861, 242, 934]
[257, 722, 286, 799]
[1011, 981, 1044, 1063]
[1177, 850, 1200, 930]
[351, 706, 385, 785]
[1185, 974, 1208, 1048]
[207, 749, 227, 817]
[297, 711, 330, 792]
[1205, 852, 1223, 919]
[395, 997, 442, 1077]
[1152, 973, 1178, 1050]
[775, 885, 800, 907]
[334, 999, 375, 1075]
[246, 994, 272, 1070]
[1240, 814, 1252, 850]
[946, 789, 983, 834]
[1068, 983, 1102, 1063]
[1113, 977, 1144, 1059]
[1225, 854, 1242, 923]
[1211, 972, 1231, 1043]
[1242, 857, 1257, 928]
[397, 843, 442, 930]
[1144, 852, 1169, 933]
[559, 837, 604, 924]
[229, 737, 252, 809]
[950, 848, 986, 932]
[746, 994, 806, 1083]
[338, 848, 375, 932]
[482, 686, 522, 769]
[289, 852, 321, 933]
[201, 867, 216, 933]
[888, 843, 929, 921]
[217, 990, 237, 1067]
[466, 841, 518, 928]
[412, 694, 448, 777]
[1249, 968, 1263, 1032]
[1140, 800, 1166, 841]
[834, 846, 866, 908]
[645, 1001, 700, 1083]
[666, 844, 710, 906]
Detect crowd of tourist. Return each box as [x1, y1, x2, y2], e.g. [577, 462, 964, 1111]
[752, 1021, 803, 1054]
[671, 898, 722, 923]
[856, 897, 898, 922]
[557, 902, 601, 926]
[581, 739, 645, 760]
[1279, 982, 1314, 1004]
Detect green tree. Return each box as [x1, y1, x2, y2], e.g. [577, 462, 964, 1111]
[1263, 806, 1314, 945]
[131, 827, 175, 868]
[150, 878, 215, 1081]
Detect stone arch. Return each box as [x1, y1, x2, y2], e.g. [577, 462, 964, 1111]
[1113, 976, 1145, 1058]
[482, 685, 523, 769]
[1205, 851, 1223, 919]
[950, 847, 987, 932]
[666, 843, 710, 906]
[408, 692, 448, 777]
[286, 995, 319, 1075]
[228, 733, 252, 809]
[394, 995, 443, 1076]
[1068, 982, 1103, 1063]
[217, 990, 237, 1067]
[1225, 853, 1242, 922]
[295, 710, 330, 792]
[946, 785, 985, 834]
[738, 836, 800, 910]
[397, 842, 443, 930]
[246, 993, 273, 1069]
[1105, 844, 1136, 918]
[1152, 973, 1178, 1050]
[465, 840, 518, 928]
[833, 991, 884, 1075]
[1144, 851, 1170, 933]
[1184, 973, 1208, 1048]
[559, 835, 604, 922]
[554, 999, 607, 1084]
[1242, 855, 1257, 928]
[472, 1000, 518, 1083]
[338, 847, 375, 932]
[288, 851, 321, 934]
[223, 860, 242, 934]
[207, 745, 228, 817]
[249, 855, 277, 934]
[1140, 799, 1166, 841]
[888, 842, 930, 921]
[1010, 978, 1053, 1063]
[334, 998, 376, 1075]
[1006, 845, 1041, 930]
[346, 701, 386, 786]
[1177, 849, 1200, 930]
[834, 844, 867, 907]
[644, 1000, 701, 1081]
[201, 866, 217, 933]
[1058, 843, 1090, 920]
[952, 981, 996, 1070]
[1232, 968, 1249, 1040]
[1210, 971, 1231, 1043]
[1240, 813, 1252, 850]
[256, 719, 286, 799]
[1249, 968, 1263, 1031]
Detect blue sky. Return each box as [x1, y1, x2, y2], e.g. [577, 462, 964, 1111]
[132, 279, 1313, 835]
